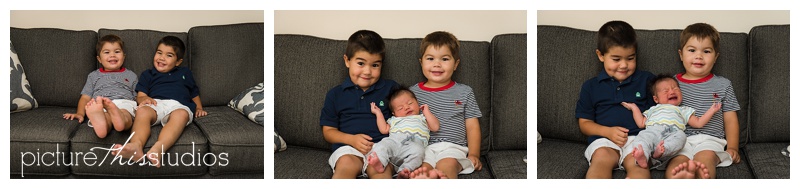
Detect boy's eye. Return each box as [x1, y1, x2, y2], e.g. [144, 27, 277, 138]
[357, 62, 365, 66]
[442, 58, 450, 61]
[426, 57, 434, 61]
[371, 63, 380, 68]
[688, 49, 696, 52]
[612, 58, 620, 62]
[704, 50, 712, 53]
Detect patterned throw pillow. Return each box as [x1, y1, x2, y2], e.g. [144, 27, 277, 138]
[275, 132, 287, 152]
[10, 41, 38, 113]
[228, 83, 264, 125]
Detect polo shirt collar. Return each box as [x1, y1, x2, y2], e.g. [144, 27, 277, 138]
[596, 70, 638, 84]
[340, 78, 385, 93]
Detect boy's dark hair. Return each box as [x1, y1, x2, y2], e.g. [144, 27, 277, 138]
[387, 86, 416, 111]
[96, 34, 125, 55]
[157, 36, 186, 60]
[680, 23, 720, 53]
[420, 31, 460, 61]
[597, 20, 637, 55]
[648, 74, 679, 95]
[345, 30, 385, 60]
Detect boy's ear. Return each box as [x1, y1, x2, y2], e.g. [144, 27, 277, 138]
[96, 56, 101, 64]
[343, 54, 350, 68]
[454, 59, 460, 71]
[176, 59, 184, 66]
[595, 49, 604, 62]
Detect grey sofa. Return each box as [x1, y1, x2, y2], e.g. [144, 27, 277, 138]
[10, 23, 265, 178]
[274, 33, 528, 179]
[537, 25, 789, 179]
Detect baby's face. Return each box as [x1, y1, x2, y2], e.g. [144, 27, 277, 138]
[97, 42, 125, 71]
[390, 92, 420, 117]
[653, 79, 682, 106]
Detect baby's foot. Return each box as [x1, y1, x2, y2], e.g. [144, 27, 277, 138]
[632, 144, 648, 168]
[653, 140, 666, 159]
[102, 97, 127, 132]
[367, 151, 385, 173]
[111, 143, 145, 163]
[86, 97, 109, 138]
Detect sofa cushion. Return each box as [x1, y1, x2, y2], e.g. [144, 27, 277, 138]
[10, 41, 38, 112]
[69, 121, 209, 177]
[10, 28, 97, 107]
[490, 34, 527, 150]
[11, 107, 80, 176]
[98, 29, 189, 76]
[748, 25, 790, 143]
[189, 23, 264, 107]
[273, 146, 333, 179]
[486, 150, 527, 179]
[536, 139, 588, 178]
[194, 106, 263, 175]
[229, 82, 264, 125]
[746, 143, 790, 179]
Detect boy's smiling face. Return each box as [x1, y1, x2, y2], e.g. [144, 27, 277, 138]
[596, 46, 636, 82]
[97, 42, 125, 71]
[653, 79, 683, 106]
[420, 45, 459, 88]
[153, 44, 183, 73]
[679, 36, 719, 80]
[344, 51, 382, 91]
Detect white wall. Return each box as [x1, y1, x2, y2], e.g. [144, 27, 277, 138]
[537, 10, 789, 33]
[274, 10, 527, 42]
[10, 10, 264, 32]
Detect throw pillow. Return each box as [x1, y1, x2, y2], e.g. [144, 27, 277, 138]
[537, 131, 542, 143]
[10, 41, 38, 113]
[228, 83, 264, 125]
[275, 132, 287, 152]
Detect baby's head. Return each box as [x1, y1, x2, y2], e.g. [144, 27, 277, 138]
[96, 34, 126, 71]
[388, 88, 420, 117]
[344, 30, 385, 91]
[596, 20, 637, 82]
[419, 31, 460, 87]
[679, 23, 720, 79]
[649, 74, 682, 106]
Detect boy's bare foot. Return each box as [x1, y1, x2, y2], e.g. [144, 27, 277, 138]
[397, 168, 412, 179]
[632, 144, 648, 168]
[111, 142, 145, 163]
[409, 167, 448, 179]
[671, 160, 709, 179]
[653, 140, 666, 159]
[86, 97, 109, 138]
[367, 152, 385, 173]
[102, 97, 128, 132]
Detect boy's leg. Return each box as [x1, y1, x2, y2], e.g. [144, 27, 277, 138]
[692, 150, 719, 179]
[113, 105, 157, 162]
[146, 109, 190, 168]
[666, 155, 690, 178]
[622, 153, 651, 178]
[434, 157, 462, 179]
[86, 97, 111, 138]
[587, 147, 620, 178]
[103, 98, 134, 132]
[328, 146, 366, 179]
[365, 162, 394, 179]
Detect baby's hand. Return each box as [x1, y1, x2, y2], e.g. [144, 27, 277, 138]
[370, 102, 382, 115]
[420, 104, 431, 114]
[707, 101, 722, 114]
[620, 102, 636, 111]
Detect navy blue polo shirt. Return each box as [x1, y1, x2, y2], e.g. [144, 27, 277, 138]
[320, 78, 399, 151]
[136, 66, 200, 113]
[575, 70, 655, 144]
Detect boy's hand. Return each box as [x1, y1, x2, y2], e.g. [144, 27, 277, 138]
[370, 102, 382, 115]
[420, 104, 431, 115]
[62, 113, 85, 123]
[350, 134, 374, 154]
[195, 109, 207, 118]
[139, 97, 157, 106]
[727, 148, 741, 164]
[620, 102, 639, 111]
[468, 154, 482, 171]
[707, 101, 722, 114]
[606, 126, 629, 147]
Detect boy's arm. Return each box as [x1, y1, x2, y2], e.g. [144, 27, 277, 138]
[687, 102, 722, 128]
[421, 104, 440, 132]
[465, 117, 482, 171]
[192, 96, 207, 118]
[322, 126, 373, 154]
[63, 94, 92, 123]
[723, 111, 741, 163]
[579, 118, 629, 147]
[370, 102, 390, 134]
[620, 102, 646, 128]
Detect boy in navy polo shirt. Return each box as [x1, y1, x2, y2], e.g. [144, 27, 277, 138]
[112, 36, 207, 168]
[321, 30, 400, 178]
[576, 21, 655, 179]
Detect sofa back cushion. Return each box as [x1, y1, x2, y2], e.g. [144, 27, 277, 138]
[490, 34, 527, 150]
[748, 25, 789, 143]
[537, 25, 749, 146]
[275, 34, 492, 154]
[10, 28, 97, 107]
[189, 23, 264, 107]
[98, 29, 189, 77]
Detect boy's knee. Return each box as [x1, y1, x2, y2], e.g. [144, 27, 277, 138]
[591, 148, 620, 165]
[135, 106, 155, 116]
[436, 158, 460, 169]
[335, 155, 363, 171]
[693, 150, 719, 163]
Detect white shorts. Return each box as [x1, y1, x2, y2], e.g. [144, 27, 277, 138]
[87, 99, 137, 128]
[584, 136, 638, 170]
[138, 99, 193, 126]
[677, 134, 733, 167]
[328, 145, 368, 177]
[422, 142, 475, 175]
